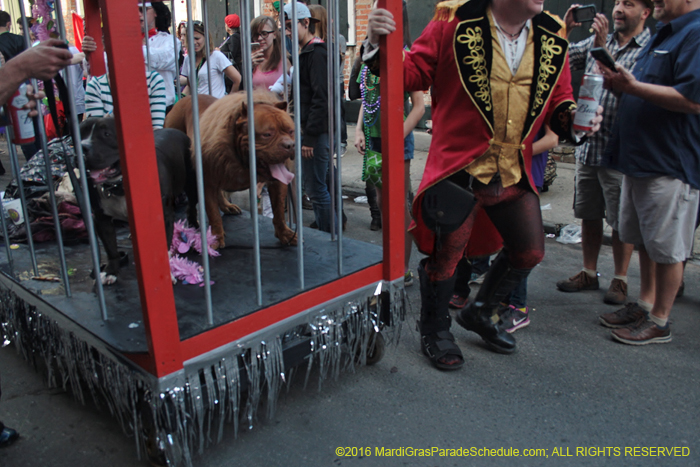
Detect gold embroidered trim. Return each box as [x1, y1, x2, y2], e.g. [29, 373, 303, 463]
[457, 26, 492, 111]
[433, 0, 470, 22]
[531, 35, 563, 116]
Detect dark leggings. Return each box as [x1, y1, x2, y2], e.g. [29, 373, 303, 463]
[426, 173, 545, 282]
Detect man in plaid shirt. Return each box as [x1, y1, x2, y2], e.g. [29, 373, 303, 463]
[556, 0, 652, 305]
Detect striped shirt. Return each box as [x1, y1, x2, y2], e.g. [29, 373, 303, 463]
[85, 71, 167, 129]
[569, 28, 651, 166]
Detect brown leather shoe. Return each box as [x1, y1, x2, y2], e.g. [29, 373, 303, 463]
[612, 319, 671, 345]
[556, 270, 599, 292]
[599, 302, 646, 328]
[603, 278, 628, 305]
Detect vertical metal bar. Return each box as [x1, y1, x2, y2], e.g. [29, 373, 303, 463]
[326, 5, 336, 242]
[172, 0, 181, 102]
[9, 10, 46, 279]
[202, 0, 213, 96]
[279, 6, 294, 228]
[0, 66, 13, 267]
[0, 198, 13, 270]
[331, 0, 344, 276]
[0, 56, 15, 269]
[142, 0, 151, 71]
[289, 0, 305, 291]
[186, 0, 215, 325]
[280, 10, 288, 106]
[239, 0, 263, 306]
[4, 132, 38, 276]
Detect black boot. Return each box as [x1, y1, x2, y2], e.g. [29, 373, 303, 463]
[449, 257, 472, 309]
[417, 259, 464, 371]
[366, 183, 382, 231]
[455, 252, 529, 354]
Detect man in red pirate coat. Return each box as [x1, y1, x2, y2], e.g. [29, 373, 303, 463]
[365, 0, 601, 370]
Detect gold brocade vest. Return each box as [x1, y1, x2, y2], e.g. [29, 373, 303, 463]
[465, 10, 535, 187]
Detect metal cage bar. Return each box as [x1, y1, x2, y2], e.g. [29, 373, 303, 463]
[330, 0, 344, 276]
[289, 0, 305, 291]
[172, 1, 181, 102]
[239, 0, 263, 307]
[4, 130, 37, 275]
[142, 0, 151, 71]
[185, 0, 215, 325]
[202, 0, 214, 96]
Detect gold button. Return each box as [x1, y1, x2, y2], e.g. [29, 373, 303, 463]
[508, 119, 513, 124]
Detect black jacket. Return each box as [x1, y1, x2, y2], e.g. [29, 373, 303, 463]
[0, 32, 27, 62]
[220, 32, 241, 71]
[298, 39, 328, 147]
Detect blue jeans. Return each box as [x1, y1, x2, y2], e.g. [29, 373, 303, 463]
[507, 275, 528, 309]
[303, 133, 332, 232]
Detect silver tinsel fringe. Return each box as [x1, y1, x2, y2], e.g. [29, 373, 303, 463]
[0, 278, 405, 466]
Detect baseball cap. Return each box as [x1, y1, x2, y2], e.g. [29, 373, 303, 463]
[283, 3, 318, 22]
[225, 14, 240, 29]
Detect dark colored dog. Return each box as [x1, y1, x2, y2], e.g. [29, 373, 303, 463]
[80, 117, 196, 284]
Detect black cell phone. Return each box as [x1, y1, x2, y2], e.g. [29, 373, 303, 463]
[573, 4, 597, 23]
[590, 47, 617, 71]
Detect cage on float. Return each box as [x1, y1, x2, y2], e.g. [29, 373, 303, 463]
[0, 0, 407, 465]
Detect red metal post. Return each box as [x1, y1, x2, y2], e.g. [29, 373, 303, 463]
[98, 0, 183, 377]
[83, 0, 106, 76]
[379, 0, 405, 282]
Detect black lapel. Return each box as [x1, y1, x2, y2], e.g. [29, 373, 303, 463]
[453, 14, 495, 134]
[521, 12, 569, 142]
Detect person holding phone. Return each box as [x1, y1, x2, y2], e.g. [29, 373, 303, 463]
[181, 22, 241, 98]
[556, 1, 652, 307]
[597, 0, 700, 345]
[250, 15, 290, 91]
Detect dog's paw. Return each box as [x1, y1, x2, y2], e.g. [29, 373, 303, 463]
[99, 272, 118, 286]
[275, 228, 298, 246]
[211, 235, 225, 250]
[221, 203, 242, 215]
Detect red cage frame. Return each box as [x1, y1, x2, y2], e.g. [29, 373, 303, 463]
[84, 0, 406, 378]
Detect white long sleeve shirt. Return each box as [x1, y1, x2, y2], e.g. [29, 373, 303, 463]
[143, 32, 181, 106]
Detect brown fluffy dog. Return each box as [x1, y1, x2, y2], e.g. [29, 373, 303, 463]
[167, 92, 296, 249]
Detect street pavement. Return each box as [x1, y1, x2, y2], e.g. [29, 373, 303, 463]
[0, 128, 698, 466]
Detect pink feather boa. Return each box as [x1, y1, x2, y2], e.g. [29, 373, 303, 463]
[169, 220, 219, 286]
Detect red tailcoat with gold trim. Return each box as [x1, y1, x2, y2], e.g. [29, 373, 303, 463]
[405, 0, 576, 257]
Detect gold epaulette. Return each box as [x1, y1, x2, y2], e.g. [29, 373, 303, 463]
[433, 0, 470, 22]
